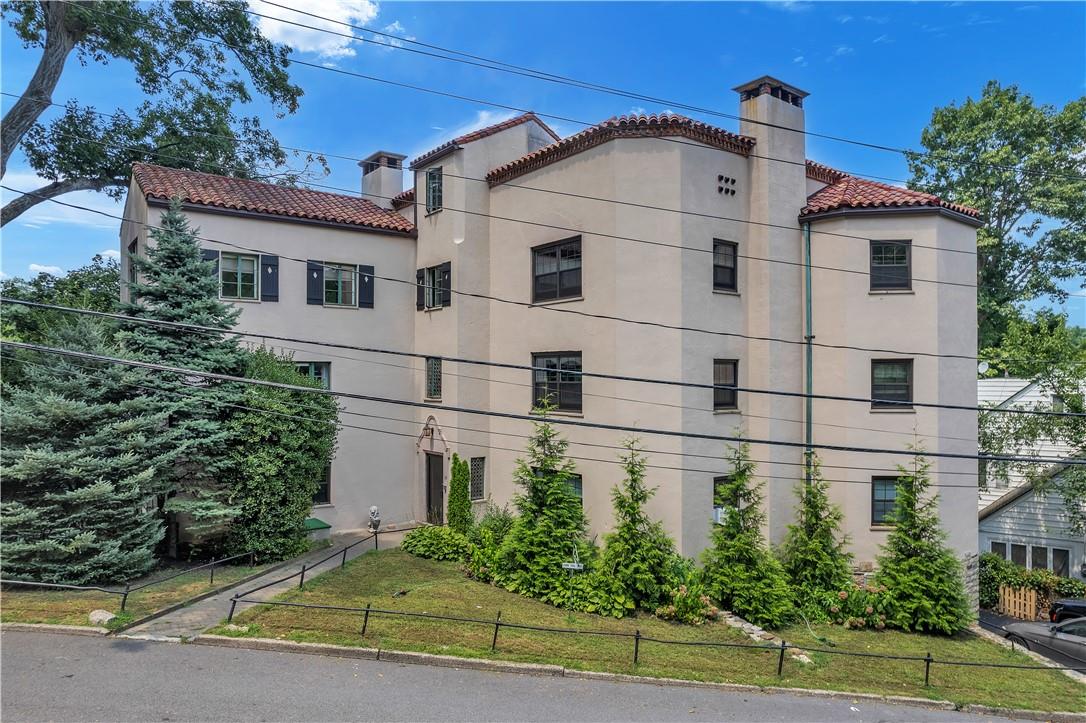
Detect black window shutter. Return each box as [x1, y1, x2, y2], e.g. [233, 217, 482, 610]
[358, 264, 374, 308]
[200, 249, 219, 276]
[307, 260, 324, 305]
[260, 255, 279, 302]
[439, 261, 452, 307]
[416, 269, 425, 310]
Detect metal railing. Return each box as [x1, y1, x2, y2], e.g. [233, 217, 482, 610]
[225, 597, 1086, 684]
[1, 549, 257, 612]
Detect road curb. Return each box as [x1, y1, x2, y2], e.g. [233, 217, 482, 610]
[377, 648, 564, 677]
[960, 704, 1086, 723]
[194, 634, 379, 660]
[1, 622, 108, 636]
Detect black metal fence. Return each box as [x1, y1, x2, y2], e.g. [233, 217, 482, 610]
[1, 549, 257, 611]
[225, 596, 1086, 684]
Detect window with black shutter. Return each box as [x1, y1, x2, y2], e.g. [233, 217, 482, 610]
[713, 239, 737, 292]
[870, 240, 911, 290]
[871, 359, 913, 409]
[532, 237, 581, 302]
[713, 359, 738, 410]
[418, 262, 451, 309]
[871, 477, 897, 525]
[532, 352, 582, 412]
[425, 167, 443, 213]
[220, 253, 259, 300]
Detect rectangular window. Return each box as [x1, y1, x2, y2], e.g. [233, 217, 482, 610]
[871, 359, 913, 409]
[567, 473, 583, 502]
[1053, 548, 1070, 577]
[424, 267, 442, 309]
[425, 357, 442, 399]
[221, 253, 259, 300]
[324, 263, 356, 306]
[870, 240, 911, 290]
[713, 359, 738, 410]
[469, 457, 486, 501]
[990, 541, 1007, 559]
[295, 362, 331, 389]
[1031, 545, 1049, 572]
[871, 476, 897, 525]
[532, 237, 582, 302]
[419, 263, 451, 309]
[127, 239, 138, 286]
[1010, 543, 1027, 567]
[713, 239, 737, 292]
[712, 475, 736, 524]
[426, 167, 443, 213]
[532, 352, 582, 412]
[313, 464, 331, 505]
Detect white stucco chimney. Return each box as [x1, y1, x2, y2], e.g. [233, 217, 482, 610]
[359, 151, 407, 209]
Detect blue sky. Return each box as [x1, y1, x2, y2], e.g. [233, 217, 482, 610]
[1, 0, 1083, 322]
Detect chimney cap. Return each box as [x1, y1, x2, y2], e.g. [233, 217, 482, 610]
[733, 76, 808, 107]
[358, 150, 408, 168]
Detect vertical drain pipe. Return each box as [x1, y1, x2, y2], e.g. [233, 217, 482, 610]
[803, 221, 814, 486]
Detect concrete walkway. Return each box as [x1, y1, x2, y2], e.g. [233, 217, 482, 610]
[124, 528, 407, 640]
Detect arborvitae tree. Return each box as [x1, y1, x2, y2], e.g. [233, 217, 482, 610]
[701, 442, 794, 629]
[0, 318, 166, 584]
[117, 200, 247, 539]
[778, 454, 853, 610]
[446, 453, 473, 535]
[494, 402, 592, 606]
[226, 348, 340, 560]
[599, 438, 678, 610]
[875, 452, 972, 635]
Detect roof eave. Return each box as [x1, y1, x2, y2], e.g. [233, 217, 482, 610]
[799, 204, 984, 228]
[409, 143, 461, 171]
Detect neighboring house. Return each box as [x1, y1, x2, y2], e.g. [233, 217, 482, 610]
[977, 378, 1083, 579]
[121, 75, 981, 567]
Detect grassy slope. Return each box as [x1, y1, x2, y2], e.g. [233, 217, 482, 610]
[211, 550, 1085, 712]
[1, 564, 264, 628]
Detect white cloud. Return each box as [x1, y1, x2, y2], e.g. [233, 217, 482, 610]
[766, 1, 812, 11]
[0, 271, 9, 280]
[832, 45, 855, 57]
[98, 248, 121, 260]
[29, 263, 64, 276]
[837, 14, 853, 23]
[409, 109, 517, 162]
[0, 170, 121, 230]
[249, 0, 378, 59]
[792, 55, 808, 67]
[368, 20, 415, 51]
[628, 106, 647, 116]
[872, 34, 892, 44]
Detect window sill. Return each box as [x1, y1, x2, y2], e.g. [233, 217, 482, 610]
[221, 296, 261, 304]
[869, 289, 914, 295]
[713, 409, 741, 415]
[422, 305, 447, 313]
[870, 407, 916, 414]
[532, 296, 583, 307]
[312, 503, 334, 509]
[425, 397, 442, 403]
[712, 289, 740, 297]
[870, 525, 895, 531]
[540, 410, 584, 418]
[323, 303, 359, 310]
[424, 209, 443, 218]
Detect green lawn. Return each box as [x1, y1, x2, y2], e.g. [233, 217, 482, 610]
[210, 550, 1085, 712]
[1, 563, 266, 629]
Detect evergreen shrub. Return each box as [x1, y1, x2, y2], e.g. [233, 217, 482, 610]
[401, 525, 472, 562]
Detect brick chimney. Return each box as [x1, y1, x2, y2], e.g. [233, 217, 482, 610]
[359, 151, 407, 209]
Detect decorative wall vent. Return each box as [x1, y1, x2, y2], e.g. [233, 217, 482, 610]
[718, 174, 737, 196]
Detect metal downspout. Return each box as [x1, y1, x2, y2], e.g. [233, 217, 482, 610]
[804, 222, 814, 486]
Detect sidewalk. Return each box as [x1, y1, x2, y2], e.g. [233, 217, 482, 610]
[123, 528, 407, 640]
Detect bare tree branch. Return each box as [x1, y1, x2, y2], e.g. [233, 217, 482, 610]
[0, 177, 115, 227]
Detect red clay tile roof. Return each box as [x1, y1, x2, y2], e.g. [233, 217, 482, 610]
[131, 163, 415, 234]
[804, 160, 849, 185]
[802, 173, 980, 219]
[487, 114, 756, 186]
[391, 187, 415, 209]
[410, 112, 560, 169]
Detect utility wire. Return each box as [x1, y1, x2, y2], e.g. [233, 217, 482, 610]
[7, 297, 1080, 420]
[2, 351, 986, 488]
[4, 340, 1081, 466]
[249, 0, 1085, 182]
[2, 186, 987, 363]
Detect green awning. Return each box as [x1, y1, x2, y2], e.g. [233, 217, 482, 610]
[304, 517, 331, 531]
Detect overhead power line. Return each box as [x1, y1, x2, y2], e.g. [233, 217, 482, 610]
[4, 340, 1081, 467]
[5, 297, 1080, 422]
[249, 0, 1084, 183]
[2, 185, 985, 364]
[2, 351, 986, 488]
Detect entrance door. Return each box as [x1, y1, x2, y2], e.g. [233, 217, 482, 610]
[425, 453, 444, 524]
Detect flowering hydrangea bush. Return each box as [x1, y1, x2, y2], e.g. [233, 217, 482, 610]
[820, 582, 891, 630]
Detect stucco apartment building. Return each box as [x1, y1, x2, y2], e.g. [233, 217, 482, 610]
[120, 76, 981, 568]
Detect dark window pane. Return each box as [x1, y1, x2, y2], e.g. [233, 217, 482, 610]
[559, 268, 581, 297]
[872, 360, 913, 408]
[567, 474, 583, 501]
[990, 541, 1007, 559]
[534, 272, 558, 300]
[533, 239, 581, 301]
[313, 465, 331, 505]
[1010, 544, 1027, 567]
[532, 352, 582, 411]
[713, 240, 738, 291]
[1031, 546, 1049, 571]
[1053, 548, 1070, 577]
[870, 241, 910, 290]
[872, 477, 897, 525]
[713, 359, 738, 410]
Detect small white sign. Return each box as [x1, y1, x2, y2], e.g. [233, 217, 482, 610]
[561, 562, 584, 571]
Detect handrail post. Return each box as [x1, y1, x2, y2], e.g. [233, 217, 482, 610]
[227, 595, 238, 623]
[120, 583, 131, 612]
[341, 547, 348, 568]
[924, 652, 933, 686]
[491, 611, 502, 651]
[361, 602, 372, 637]
[777, 640, 787, 676]
[634, 629, 641, 665]
[374, 531, 379, 551]
[209, 558, 216, 586]
[249, 551, 256, 567]
[298, 564, 307, 589]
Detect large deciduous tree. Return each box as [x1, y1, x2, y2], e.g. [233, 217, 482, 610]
[906, 81, 1086, 349]
[1, 0, 321, 226]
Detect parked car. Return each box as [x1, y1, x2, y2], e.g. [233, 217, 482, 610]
[1049, 599, 1086, 623]
[1004, 617, 1086, 664]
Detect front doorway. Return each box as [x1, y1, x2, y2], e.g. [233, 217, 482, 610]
[425, 452, 444, 524]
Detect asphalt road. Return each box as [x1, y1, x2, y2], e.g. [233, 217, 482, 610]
[1, 631, 1008, 723]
